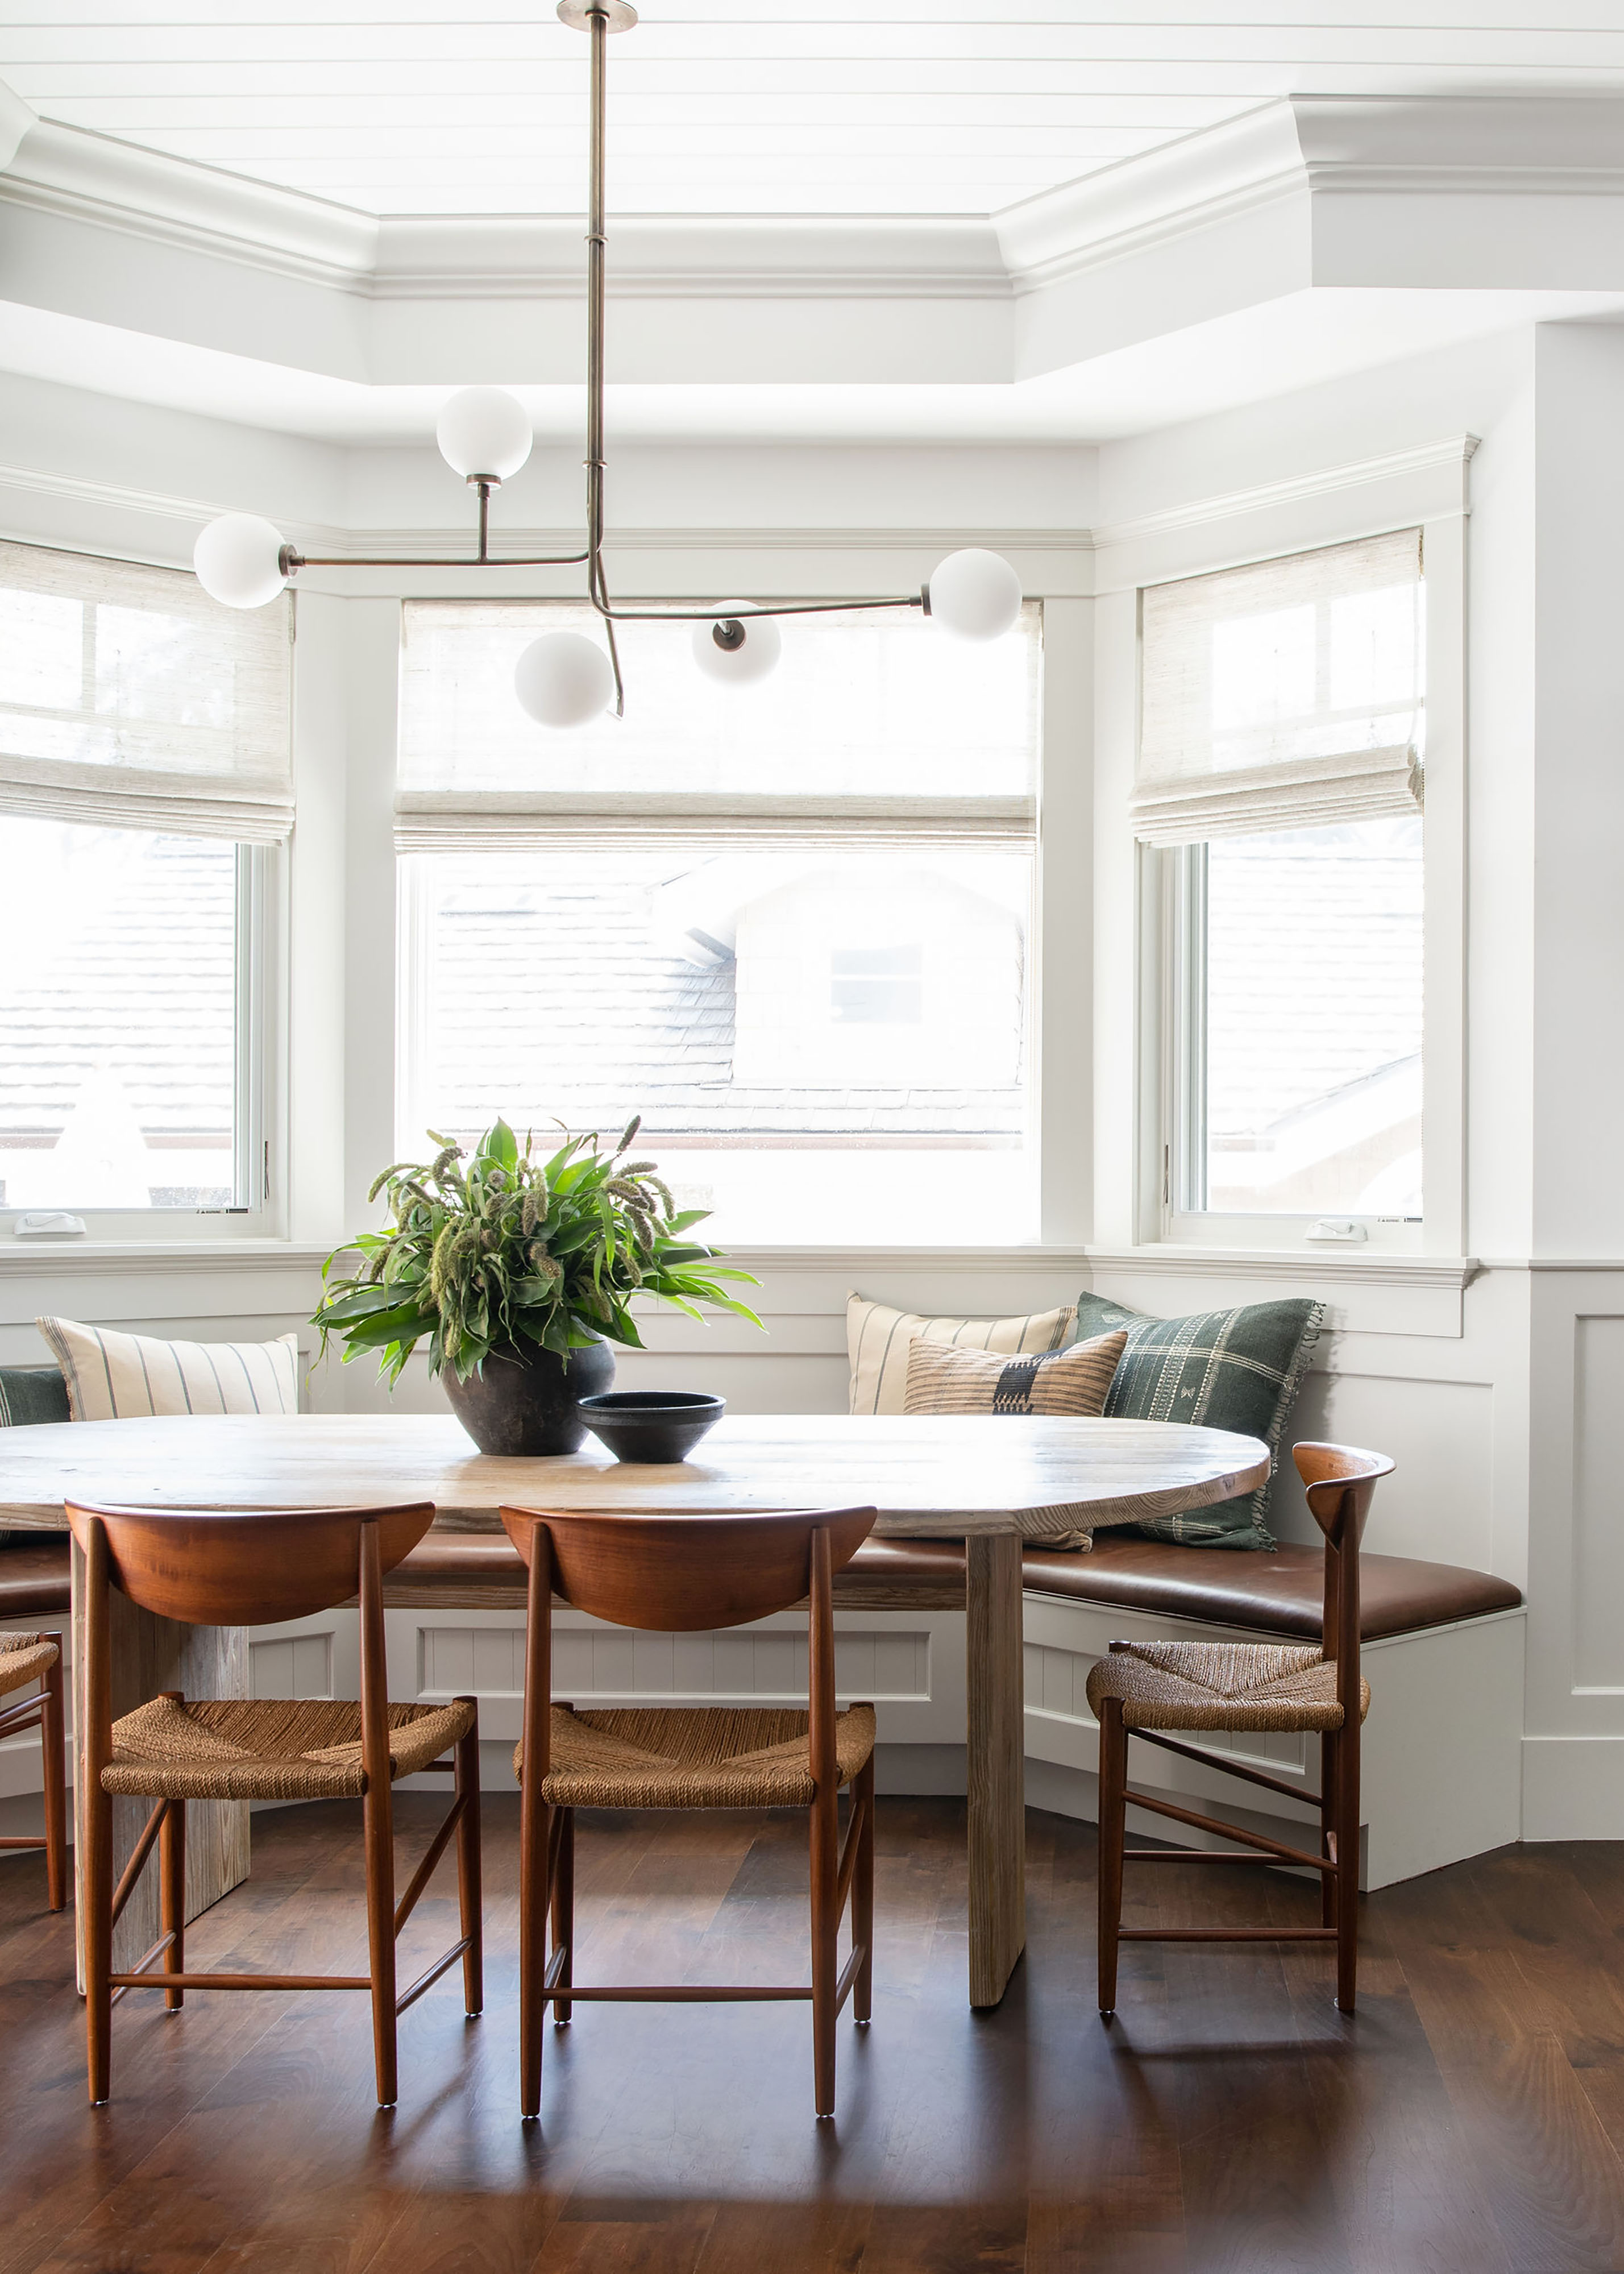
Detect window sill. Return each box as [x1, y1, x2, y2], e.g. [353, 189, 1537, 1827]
[0, 1239, 334, 1279]
[1082, 1245, 1480, 1339]
[1084, 1246, 1478, 1292]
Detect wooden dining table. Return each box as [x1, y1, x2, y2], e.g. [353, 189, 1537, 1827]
[0, 1408, 1269, 2009]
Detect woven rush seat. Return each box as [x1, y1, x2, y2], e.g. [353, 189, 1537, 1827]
[1086, 1638, 1372, 1734]
[0, 1631, 59, 1695]
[105, 1695, 475, 1803]
[518, 1703, 877, 1811]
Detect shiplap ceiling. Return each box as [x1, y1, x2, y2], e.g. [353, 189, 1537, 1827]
[5, 2, 1624, 219]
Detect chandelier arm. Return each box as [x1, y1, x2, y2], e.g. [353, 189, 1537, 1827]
[595, 596, 927, 624]
[280, 548, 593, 571]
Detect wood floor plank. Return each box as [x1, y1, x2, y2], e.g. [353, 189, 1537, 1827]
[1378, 1862, 1624, 2273]
[9, 1804, 1624, 2274]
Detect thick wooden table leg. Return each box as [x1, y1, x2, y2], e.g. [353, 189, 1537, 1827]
[965, 1529, 1025, 2009]
[71, 1536, 251, 1987]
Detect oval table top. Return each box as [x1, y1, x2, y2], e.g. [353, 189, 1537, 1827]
[0, 1409, 1271, 1542]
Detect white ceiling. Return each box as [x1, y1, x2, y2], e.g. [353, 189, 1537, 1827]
[6, 2, 1624, 220]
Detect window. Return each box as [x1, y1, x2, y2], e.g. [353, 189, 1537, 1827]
[1143, 532, 1426, 1240]
[397, 600, 1041, 1244]
[0, 542, 289, 1221]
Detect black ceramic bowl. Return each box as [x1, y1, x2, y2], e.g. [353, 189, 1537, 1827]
[578, 1389, 725, 1464]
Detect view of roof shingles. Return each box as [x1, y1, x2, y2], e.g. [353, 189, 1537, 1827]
[422, 870, 1025, 1144]
[0, 836, 235, 1139]
[1206, 832, 1423, 1140]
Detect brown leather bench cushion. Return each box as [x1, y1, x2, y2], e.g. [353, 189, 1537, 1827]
[1021, 1534, 1522, 1641]
[0, 1536, 70, 1619]
[387, 1528, 1520, 1640]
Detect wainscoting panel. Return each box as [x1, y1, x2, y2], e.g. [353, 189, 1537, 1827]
[1572, 1313, 1624, 1696]
[1271, 1370, 1496, 1565]
[397, 1608, 961, 1748]
[248, 1630, 333, 1702]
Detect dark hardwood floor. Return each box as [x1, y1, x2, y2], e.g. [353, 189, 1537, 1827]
[4, 1796, 1624, 2274]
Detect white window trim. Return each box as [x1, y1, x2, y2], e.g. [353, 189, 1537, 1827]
[0, 839, 283, 1244]
[1110, 457, 1470, 1260]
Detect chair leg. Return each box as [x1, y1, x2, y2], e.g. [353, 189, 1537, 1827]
[853, 1757, 875, 2026]
[1319, 1732, 1338, 1930]
[809, 1785, 838, 2118]
[455, 1709, 483, 2018]
[84, 1770, 113, 2106]
[551, 1807, 574, 2028]
[1334, 1723, 1360, 2014]
[363, 1776, 399, 2107]
[160, 1798, 186, 2012]
[1096, 1698, 1127, 2018]
[40, 1641, 67, 1913]
[518, 1780, 550, 2119]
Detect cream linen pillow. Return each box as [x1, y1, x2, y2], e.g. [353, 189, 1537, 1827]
[37, 1317, 301, 1421]
[846, 1293, 1077, 1417]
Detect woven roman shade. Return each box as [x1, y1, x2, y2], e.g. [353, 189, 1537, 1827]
[0, 540, 293, 841]
[395, 598, 1041, 852]
[1133, 529, 1424, 847]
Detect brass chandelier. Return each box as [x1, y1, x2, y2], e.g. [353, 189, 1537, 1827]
[192, 0, 1023, 727]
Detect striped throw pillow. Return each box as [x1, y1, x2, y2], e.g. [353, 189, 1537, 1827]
[847, 1294, 1077, 1417]
[36, 1317, 300, 1421]
[903, 1329, 1127, 1418]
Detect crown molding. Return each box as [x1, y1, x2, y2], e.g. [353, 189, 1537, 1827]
[1092, 435, 1479, 557]
[0, 75, 33, 175]
[1292, 92, 1624, 197]
[1, 116, 379, 287]
[0, 112, 1008, 305]
[995, 102, 1307, 294]
[10, 90, 1624, 327]
[0, 465, 1095, 570]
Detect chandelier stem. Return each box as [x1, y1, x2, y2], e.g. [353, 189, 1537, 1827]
[583, 4, 626, 713]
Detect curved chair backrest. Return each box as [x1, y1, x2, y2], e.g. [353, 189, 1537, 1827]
[64, 1500, 436, 1627]
[1289, 1443, 1395, 1684]
[1291, 1443, 1395, 1554]
[499, 1504, 877, 1633]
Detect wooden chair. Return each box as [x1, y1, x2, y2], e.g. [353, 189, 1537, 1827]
[1087, 1443, 1394, 2015]
[0, 1627, 67, 1912]
[67, 1499, 483, 2109]
[501, 1501, 879, 2121]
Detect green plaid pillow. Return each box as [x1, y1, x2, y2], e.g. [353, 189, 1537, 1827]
[1, 1364, 71, 1549]
[1073, 1290, 1324, 1550]
[0, 1366, 70, 1429]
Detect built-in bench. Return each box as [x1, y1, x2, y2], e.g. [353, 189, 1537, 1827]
[376, 1525, 1521, 1634]
[0, 1525, 1526, 1890]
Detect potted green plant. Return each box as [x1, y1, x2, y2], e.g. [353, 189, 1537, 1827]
[312, 1117, 759, 1455]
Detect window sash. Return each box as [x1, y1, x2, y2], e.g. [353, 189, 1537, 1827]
[1161, 836, 1424, 1241]
[1134, 529, 1423, 846]
[0, 541, 293, 843]
[395, 596, 1042, 847]
[0, 837, 272, 1226]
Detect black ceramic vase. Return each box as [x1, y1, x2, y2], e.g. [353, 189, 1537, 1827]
[440, 1337, 616, 1456]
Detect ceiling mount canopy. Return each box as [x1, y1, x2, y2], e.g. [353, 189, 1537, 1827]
[190, 0, 1021, 727]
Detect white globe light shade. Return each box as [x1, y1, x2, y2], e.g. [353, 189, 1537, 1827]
[513, 632, 614, 729]
[691, 600, 782, 685]
[193, 513, 288, 609]
[436, 387, 533, 483]
[927, 547, 1022, 641]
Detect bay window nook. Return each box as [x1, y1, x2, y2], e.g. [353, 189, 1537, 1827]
[0, 7, 1619, 2261]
